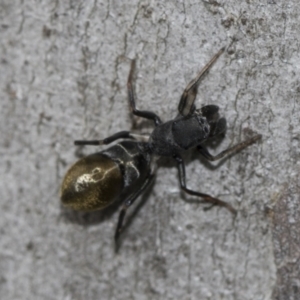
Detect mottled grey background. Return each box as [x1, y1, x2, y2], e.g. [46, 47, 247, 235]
[1, 1, 300, 299]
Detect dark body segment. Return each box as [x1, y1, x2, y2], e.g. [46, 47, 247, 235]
[61, 141, 151, 211]
[148, 114, 210, 156]
[102, 141, 151, 198]
[148, 120, 180, 156]
[172, 114, 210, 150]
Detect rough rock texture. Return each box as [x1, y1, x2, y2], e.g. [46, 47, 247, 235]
[1, 1, 299, 299]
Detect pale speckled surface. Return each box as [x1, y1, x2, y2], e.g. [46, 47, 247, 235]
[1, 1, 300, 299]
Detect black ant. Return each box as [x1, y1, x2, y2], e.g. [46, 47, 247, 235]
[60, 47, 261, 244]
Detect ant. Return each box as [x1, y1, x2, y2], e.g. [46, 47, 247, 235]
[60, 47, 262, 244]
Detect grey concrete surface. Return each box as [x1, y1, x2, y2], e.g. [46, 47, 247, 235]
[1, 1, 299, 299]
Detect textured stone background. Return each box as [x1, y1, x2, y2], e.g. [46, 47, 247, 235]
[1, 1, 300, 299]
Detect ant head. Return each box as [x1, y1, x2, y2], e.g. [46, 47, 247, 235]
[197, 105, 227, 138]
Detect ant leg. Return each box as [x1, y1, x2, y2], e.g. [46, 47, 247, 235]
[178, 47, 225, 116]
[173, 154, 236, 214]
[115, 173, 155, 243]
[197, 134, 262, 161]
[74, 131, 149, 146]
[127, 60, 162, 126]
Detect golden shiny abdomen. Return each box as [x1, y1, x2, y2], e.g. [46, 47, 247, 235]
[60, 153, 123, 211]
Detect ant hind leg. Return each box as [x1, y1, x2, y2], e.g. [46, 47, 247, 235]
[114, 173, 155, 251]
[178, 48, 225, 116]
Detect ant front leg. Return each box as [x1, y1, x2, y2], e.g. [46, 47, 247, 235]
[178, 47, 225, 117]
[74, 131, 150, 146]
[127, 60, 162, 127]
[173, 154, 236, 214]
[197, 134, 262, 161]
